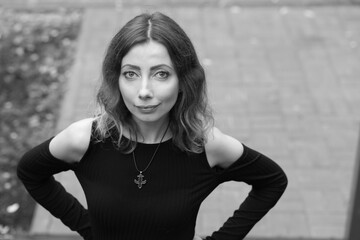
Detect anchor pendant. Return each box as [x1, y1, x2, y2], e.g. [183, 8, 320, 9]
[134, 171, 147, 189]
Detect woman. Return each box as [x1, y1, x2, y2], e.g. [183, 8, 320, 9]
[17, 12, 288, 240]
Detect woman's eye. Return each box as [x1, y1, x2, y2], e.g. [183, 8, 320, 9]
[155, 71, 169, 79]
[123, 71, 138, 79]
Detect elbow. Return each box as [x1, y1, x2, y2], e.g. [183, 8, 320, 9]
[275, 166, 288, 191]
[17, 151, 36, 184]
[17, 154, 28, 182]
[280, 171, 288, 193]
[265, 168, 288, 196]
[274, 169, 288, 197]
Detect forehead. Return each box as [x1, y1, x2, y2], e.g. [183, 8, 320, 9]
[122, 41, 173, 67]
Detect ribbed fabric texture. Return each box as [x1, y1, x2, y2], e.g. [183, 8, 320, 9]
[17, 131, 287, 240]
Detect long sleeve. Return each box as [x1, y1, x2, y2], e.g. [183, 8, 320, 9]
[206, 144, 288, 240]
[17, 137, 92, 239]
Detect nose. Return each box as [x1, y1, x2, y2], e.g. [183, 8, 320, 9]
[138, 77, 153, 100]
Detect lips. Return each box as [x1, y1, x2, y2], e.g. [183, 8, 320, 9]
[135, 104, 160, 112]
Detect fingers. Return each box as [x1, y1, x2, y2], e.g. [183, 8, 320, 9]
[193, 235, 203, 240]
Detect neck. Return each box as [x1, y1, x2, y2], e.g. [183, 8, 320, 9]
[131, 118, 170, 144]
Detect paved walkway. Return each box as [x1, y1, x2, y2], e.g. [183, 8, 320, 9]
[6, 1, 360, 239]
[0, 0, 358, 8]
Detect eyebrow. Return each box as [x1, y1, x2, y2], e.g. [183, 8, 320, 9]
[121, 64, 173, 71]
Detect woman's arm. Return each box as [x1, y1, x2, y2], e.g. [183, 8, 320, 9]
[204, 127, 288, 240]
[17, 118, 94, 239]
[49, 118, 94, 163]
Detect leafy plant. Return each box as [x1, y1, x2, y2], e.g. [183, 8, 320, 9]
[0, 8, 82, 234]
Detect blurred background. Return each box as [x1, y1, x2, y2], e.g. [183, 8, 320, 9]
[1, 0, 360, 239]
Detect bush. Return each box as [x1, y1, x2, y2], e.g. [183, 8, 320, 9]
[0, 8, 82, 234]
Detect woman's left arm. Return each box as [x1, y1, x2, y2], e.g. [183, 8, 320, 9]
[204, 128, 288, 240]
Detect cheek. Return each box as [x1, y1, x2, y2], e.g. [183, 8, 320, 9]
[161, 80, 179, 97]
[162, 83, 179, 105]
[119, 79, 131, 97]
[119, 82, 133, 106]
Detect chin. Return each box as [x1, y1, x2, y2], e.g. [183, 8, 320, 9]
[129, 105, 173, 124]
[133, 114, 167, 124]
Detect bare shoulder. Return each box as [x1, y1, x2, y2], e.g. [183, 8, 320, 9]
[204, 127, 244, 168]
[49, 118, 94, 163]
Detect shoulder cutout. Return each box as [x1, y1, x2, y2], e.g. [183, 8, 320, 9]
[205, 127, 244, 169]
[49, 118, 94, 164]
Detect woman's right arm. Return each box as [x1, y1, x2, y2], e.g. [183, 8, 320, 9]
[17, 118, 94, 239]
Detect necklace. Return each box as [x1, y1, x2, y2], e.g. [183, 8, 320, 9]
[132, 122, 170, 189]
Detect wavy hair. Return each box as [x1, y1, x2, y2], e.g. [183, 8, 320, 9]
[95, 12, 213, 153]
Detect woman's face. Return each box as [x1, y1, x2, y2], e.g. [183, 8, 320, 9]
[119, 40, 179, 125]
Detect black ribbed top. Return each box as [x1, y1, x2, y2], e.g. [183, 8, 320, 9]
[17, 127, 287, 240]
[76, 136, 219, 240]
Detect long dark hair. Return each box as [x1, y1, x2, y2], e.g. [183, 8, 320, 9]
[95, 12, 213, 153]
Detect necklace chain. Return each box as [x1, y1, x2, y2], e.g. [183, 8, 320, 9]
[132, 122, 170, 189]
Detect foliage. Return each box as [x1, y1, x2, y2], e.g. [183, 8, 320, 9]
[0, 8, 82, 234]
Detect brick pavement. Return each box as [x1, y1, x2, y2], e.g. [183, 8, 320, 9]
[10, 3, 360, 240]
[0, 0, 358, 9]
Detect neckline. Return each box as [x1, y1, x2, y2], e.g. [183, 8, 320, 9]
[121, 135, 173, 146]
